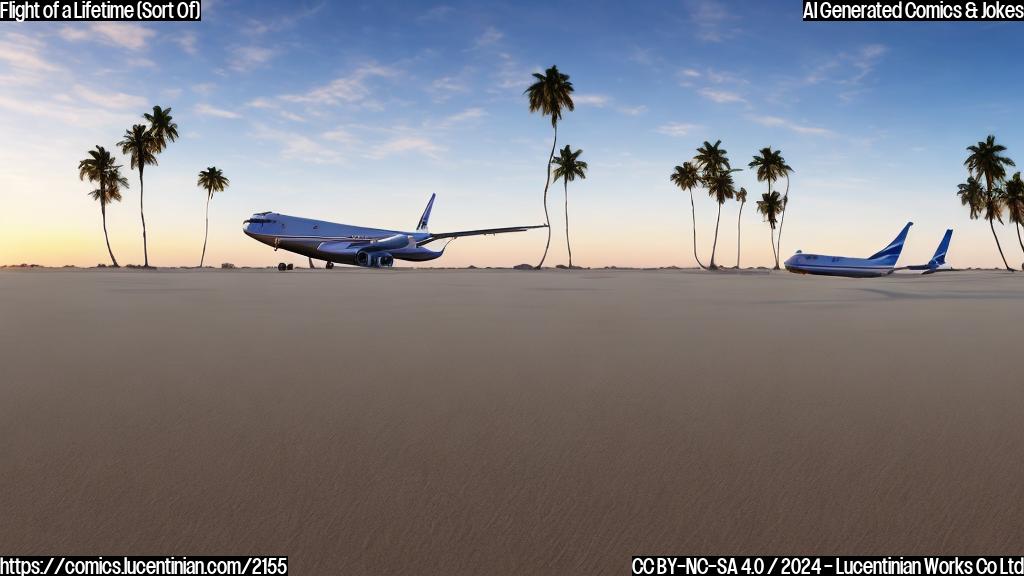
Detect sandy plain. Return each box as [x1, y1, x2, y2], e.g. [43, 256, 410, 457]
[1, 268, 1023, 574]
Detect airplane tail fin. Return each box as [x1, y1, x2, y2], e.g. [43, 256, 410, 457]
[929, 229, 953, 268]
[868, 222, 913, 265]
[416, 193, 436, 232]
[907, 229, 953, 271]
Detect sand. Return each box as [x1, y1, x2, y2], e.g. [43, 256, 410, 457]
[1, 268, 1023, 573]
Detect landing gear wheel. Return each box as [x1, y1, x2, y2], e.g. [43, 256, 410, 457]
[277, 262, 287, 271]
[326, 261, 334, 269]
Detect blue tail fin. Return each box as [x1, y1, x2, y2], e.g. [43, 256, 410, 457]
[416, 193, 436, 231]
[867, 222, 913, 265]
[906, 229, 954, 271]
[929, 229, 953, 268]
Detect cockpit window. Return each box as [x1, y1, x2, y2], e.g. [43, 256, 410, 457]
[244, 218, 276, 224]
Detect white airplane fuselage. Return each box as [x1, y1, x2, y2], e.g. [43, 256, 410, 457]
[244, 213, 439, 267]
[243, 194, 545, 268]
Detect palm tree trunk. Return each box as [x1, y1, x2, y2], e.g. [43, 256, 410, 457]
[308, 257, 316, 269]
[536, 124, 557, 269]
[200, 194, 210, 267]
[774, 174, 790, 269]
[770, 225, 777, 268]
[709, 202, 722, 270]
[564, 179, 573, 268]
[99, 174, 118, 267]
[139, 165, 149, 267]
[990, 217, 1015, 271]
[736, 200, 744, 268]
[688, 189, 706, 269]
[1016, 222, 1024, 259]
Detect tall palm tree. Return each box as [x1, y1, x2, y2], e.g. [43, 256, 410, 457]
[704, 168, 739, 269]
[965, 135, 1016, 271]
[748, 147, 792, 268]
[525, 66, 574, 269]
[197, 166, 230, 267]
[670, 162, 706, 269]
[735, 187, 747, 268]
[756, 190, 783, 265]
[694, 140, 730, 179]
[957, 177, 983, 219]
[78, 146, 122, 267]
[982, 188, 1012, 270]
[1003, 172, 1024, 258]
[551, 145, 587, 268]
[118, 124, 158, 267]
[144, 105, 179, 152]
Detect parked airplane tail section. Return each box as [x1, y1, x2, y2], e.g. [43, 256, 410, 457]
[416, 193, 436, 231]
[907, 229, 954, 271]
[867, 222, 913, 265]
[930, 229, 953, 267]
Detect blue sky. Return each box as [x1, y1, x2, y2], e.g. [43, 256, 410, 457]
[2, 0, 1024, 267]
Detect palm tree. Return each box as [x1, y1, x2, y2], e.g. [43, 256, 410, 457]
[670, 162, 706, 269]
[748, 147, 792, 268]
[756, 190, 783, 264]
[1003, 172, 1024, 258]
[694, 140, 730, 178]
[957, 177, 983, 219]
[118, 124, 158, 267]
[704, 168, 739, 269]
[144, 105, 179, 152]
[525, 66, 574, 269]
[735, 187, 747, 268]
[551, 145, 587, 268]
[197, 166, 230, 267]
[78, 146, 122, 267]
[965, 135, 1016, 271]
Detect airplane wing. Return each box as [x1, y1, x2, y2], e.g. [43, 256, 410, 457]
[418, 225, 547, 246]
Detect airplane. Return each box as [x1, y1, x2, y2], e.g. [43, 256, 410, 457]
[904, 228, 954, 274]
[243, 193, 546, 269]
[783, 223, 954, 277]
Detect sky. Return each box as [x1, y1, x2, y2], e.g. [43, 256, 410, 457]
[2, 0, 1024, 268]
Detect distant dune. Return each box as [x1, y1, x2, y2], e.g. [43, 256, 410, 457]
[1, 269, 1023, 574]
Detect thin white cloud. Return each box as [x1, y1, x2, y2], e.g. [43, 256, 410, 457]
[322, 128, 356, 144]
[253, 124, 348, 164]
[429, 75, 469, 100]
[445, 107, 486, 123]
[492, 52, 536, 92]
[680, 68, 701, 78]
[698, 88, 745, 104]
[474, 26, 503, 48]
[230, 45, 274, 72]
[417, 5, 454, 22]
[195, 103, 241, 119]
[246, 97, 275, 109]
[573, 94, 611, 107]
[429, 107, 486, 129]
[619, 105, 648, 116]
[686, 0, 735, 43]
[0, 32, 59, 73]
[175, 31, 198, 55]
[369, 136, 445, 159]
[750, 115, 834, 136]
[281, 64, 396, 106]
[656, 122, 700, 137]
[59, 23, 155, 51]
[73, 84, 147, 110]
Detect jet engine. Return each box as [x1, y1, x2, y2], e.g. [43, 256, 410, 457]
[356, 251, 395, 268]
